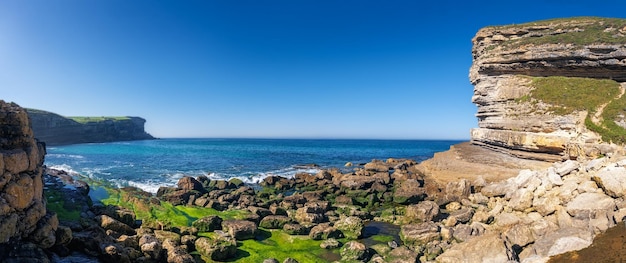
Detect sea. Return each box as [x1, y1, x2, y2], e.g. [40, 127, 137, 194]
[45, 138, 462, 194]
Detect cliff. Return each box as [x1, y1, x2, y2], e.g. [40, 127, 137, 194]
[26, 108, 155, 146]
[470, 17, 626, 161]
[0, 100, 58, 249]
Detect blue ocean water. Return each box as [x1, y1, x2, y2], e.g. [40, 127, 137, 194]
[45, 138, 461, 193]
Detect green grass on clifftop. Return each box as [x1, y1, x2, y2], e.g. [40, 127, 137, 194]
[69, 116, 131, 123]
[489, 17, 626, 48]
[522, 76, 626, 144]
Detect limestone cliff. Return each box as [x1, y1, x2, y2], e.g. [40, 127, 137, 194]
[26, 108, 155, 146]
[470, 17, 626, 161]
[0, 100, 56, 246]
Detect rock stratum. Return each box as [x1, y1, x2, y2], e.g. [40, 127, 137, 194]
[26, 108, 155, 146]
[470, 17, 626, 161]
[0, 100, 60, 259]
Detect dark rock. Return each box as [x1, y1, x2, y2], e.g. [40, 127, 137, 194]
[139, 234, 162, 260]
[154, 230, 181, 244]
[160, 190, 193, 206]
[229, 178, 244, 188]
[177, 176, 205, 193]
[162, 239, 195, 263]
[449, 208, 474, 224]
[259, 215, 291, 229]
[283, 258, 299, 263]
[3, 242, 50, 263]
[96, 215, 136, 236]
[181, 235, 197, 252]
[249, 206, 273, 218]
[393, 179, 426, 204]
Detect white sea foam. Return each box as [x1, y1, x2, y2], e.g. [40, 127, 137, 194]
[47, 153, 85, 159]
[125, 180, 173, 194]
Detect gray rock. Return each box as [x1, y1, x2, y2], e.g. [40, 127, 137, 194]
[449, 208, 474, 224]
[504, 224, 535, 247]
[555, 160, 579, 176]
[436, 232, 510, 263]
[546, 167, 564, 186]
[481, 181, 516, 197]
[565, 192, 615, 219]
[586, 157, 606, 172]
[531, 227, 593, 257]
[533, 195, 560, 216]
[592, 166, 626, 198]
[320, 238, 340, 249]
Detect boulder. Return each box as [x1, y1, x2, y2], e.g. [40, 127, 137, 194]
[449, 208, 474, 224]
[154, 230, 181, 244]
[443, 179, 471, 204]
[334, 216, 364, 239]
[504, 223, 535, 248]
[139, 234, 162, 260]
[96, 215, 136, 236]
[283, 223, 309, 235]
[364, 160, 390, 172]
[259, 215, 291, 229]
[592, 166, 626, 198]
[436, 232, 510, 263]
[508, 188, 534, 211]
[309, 223, 343, 240]
[177, 176, 205, 192]
[555, 160, 579, 176]
[192, 215, 223, 232]
[195, 235, 237, 261]
[162, 239, 195, 263]
[530, 227, 593, 257]
[393, 179, 426, 204]
[400, 222, 440, 247]
[222, 220, 257, 240]
[565, 192, 615, 219]
[320, 238, 341, 249]
[340, 241, 371, 261]
[405, 200, 440, 223]
[388, 246, 419, 263]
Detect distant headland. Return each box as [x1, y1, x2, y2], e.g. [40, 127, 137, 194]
[26, 108, 155, 146]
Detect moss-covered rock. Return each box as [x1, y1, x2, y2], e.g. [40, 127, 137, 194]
[195, 235, 237, 261]
[260, 215, 292, 229]
[334, 216, 364, 240]
[192, 215, 223, 232]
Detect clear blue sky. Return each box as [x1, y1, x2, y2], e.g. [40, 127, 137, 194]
[2, 0, 625, 139]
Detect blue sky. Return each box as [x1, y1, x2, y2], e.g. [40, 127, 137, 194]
[1, 0, 625, 139]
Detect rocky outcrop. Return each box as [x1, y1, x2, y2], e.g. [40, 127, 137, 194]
[470, 17, 626, 161]
[26, 108, 154, 146]
[0, 100, 57, 253]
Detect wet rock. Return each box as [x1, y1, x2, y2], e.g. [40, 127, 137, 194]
[195, 235, 237, 261]
[221, 220, 257, 240]
[177, 176, 205, 193]
[340, 241, 371, 261]
[334, 216, 364, 239]
[191, 215, 223, 232]
[259, 215, 291, 229]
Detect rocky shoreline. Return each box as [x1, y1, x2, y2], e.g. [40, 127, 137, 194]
[3, 150, 625, 263]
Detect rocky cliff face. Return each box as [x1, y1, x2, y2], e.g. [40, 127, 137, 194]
[0, 100, 57, 247]
[27, 109, 155, 146]
[470, 17, 626, 161]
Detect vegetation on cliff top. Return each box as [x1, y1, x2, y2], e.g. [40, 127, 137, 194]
[520, 76, 626, 144]
[488, 17, 626, 49]
[69, 116, 131, 123]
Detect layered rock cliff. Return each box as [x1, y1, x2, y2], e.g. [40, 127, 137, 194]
[26, 109, 155, 146]
[0, 100, 57, 249]
[470, 17, 626, 161]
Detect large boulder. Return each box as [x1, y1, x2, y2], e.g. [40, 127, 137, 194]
[139, 234, 162, 260]
[162, 239, 195, 263]
[393, 179, 426, 204]
[195, 235, 237, 261]
[592, 166, 626, 198]
[259, 215, 291, 229]
[436, 232, 510, 263]
[443, 179, 471, 204]
[565, 192, 615, 219]
[404, 200, 440, 223]
[222, 220, 257, 240]
[96, 215, 136, 236]
[192, 215, 223, 232]
[334, 216, 364, 239]
[400, 222, 440, 247]
[529, 227, 593, 257]
[177, 176, 205, 193]
[309, 223, 343, 240]
[340, 241, 371, 261]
